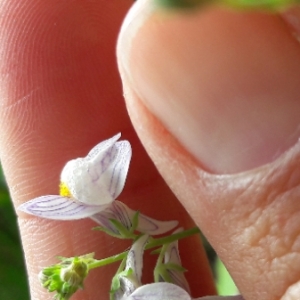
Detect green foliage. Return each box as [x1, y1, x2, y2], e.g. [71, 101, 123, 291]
[222, 0, 298, 10]
[0, 164, 29, 300]
[215, 257, 238, 295]
[157, 0, 211, 10]
[157, 0, 300, 11]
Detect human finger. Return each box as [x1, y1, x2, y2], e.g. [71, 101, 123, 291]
[0, 0, 215, 299]
[117, 2, 300, 299]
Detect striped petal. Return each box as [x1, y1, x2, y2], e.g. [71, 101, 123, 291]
[86, 133, 121, 162]
[124, 283, 243, 300]
[113, 235, 149, 300]
[125, 282, 191, 300]
[137, 213, 178, 236]
[18, 195, 107, 220]
[107, 140, 132, 199]
[60, 135, 131, 205]
[164, 228, 190, 294]
[125, 234, 149, 285]
[91, 201, 178, 235]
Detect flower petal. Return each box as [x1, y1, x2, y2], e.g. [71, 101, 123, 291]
[125, 234, 149, 285]
[86, 133, 121, 161]
[60, 135, 131, 205]
[137, 214, 178, 235]
[107, 140, 132, 199]
[125, 282, 191, 300]
[91, 201, 178, 235]
[164, 228, 190, 294]
[18, 195, 107, 220]
[114, 235, 149, 299]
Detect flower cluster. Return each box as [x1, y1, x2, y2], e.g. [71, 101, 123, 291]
[19, 134, 241, 300]
[39, 254, 95, 300]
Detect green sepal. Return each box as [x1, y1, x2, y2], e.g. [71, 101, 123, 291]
[110, 268, 133, 292]
[92, 226, 123, 239]
[154, 264, 173, 283]
[130, 211, 140, 233]
[110, 257, 134, 300]
[163, 262, 187, 272]
[109, 218, 136, 239]
[150, 247, 163, 255]
[93, 218, 137, 239]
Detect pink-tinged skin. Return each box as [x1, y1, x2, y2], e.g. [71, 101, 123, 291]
[3, 0, 300, 300]
[0, 0, 214, 299]
[117, 1, 300, 300]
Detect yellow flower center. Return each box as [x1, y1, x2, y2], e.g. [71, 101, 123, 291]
[59, 182, 72, 198]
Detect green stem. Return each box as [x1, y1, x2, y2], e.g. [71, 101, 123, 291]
[146, 227, 200, 249]
[89, 252, 128, 269]
[89, 227, 200, 270]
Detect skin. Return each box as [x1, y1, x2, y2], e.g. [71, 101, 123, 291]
[0, 0, 213, 299]
[0, 0, 300, 300]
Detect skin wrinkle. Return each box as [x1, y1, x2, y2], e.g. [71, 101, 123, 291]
[0, 88, 40, 109]
[225, 165, 300, 298]
[121, 71, 300, 299]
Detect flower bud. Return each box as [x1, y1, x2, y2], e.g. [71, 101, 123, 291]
[60, 257, 88, 287]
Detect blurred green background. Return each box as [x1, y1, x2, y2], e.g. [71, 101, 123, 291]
[0, 163, 236, 299]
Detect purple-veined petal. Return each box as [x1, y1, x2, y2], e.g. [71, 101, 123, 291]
[125, 283, 243, 300]
[91, 201, 178, 235]
[60, 136, 131, 205]
[164, 228, 190, 294]
[107, 140, 132, 199]
[91, 201, 133, 234]
[137, 214, 178, 235]
[125, 282, 191, 300]
[125, 234, 149, 285]
[18, 195, 108, 220]
[86, 133, 121, 162]
[121, 201, 178, 235]
[116, 235, 149, 299]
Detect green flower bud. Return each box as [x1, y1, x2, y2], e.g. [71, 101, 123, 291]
[39, 253, 94, 300]
[60, 257, 88, 287]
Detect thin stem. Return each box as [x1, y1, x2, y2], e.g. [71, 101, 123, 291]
[146, 227, 200, 250]
[89, 251, 128, 269]
[88, 227, 200, 270]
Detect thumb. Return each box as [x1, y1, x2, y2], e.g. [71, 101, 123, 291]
[117, 2, 300, 300]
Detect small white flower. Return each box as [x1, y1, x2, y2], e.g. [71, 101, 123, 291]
[124, 282, 243, 300]
[18, 133, 132, 220]
[18, 133, 178, 235]
[114, 231, 242, 300]
[111, 234, 149, 300]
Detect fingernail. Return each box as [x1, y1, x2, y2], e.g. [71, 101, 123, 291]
[118, 3, 300, 174]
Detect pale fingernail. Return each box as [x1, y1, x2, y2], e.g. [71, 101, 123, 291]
[118, 2, 300, 174]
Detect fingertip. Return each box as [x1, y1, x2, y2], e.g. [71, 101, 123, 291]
[118, 1, 300, 174]
[0, 0, 132, 204]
